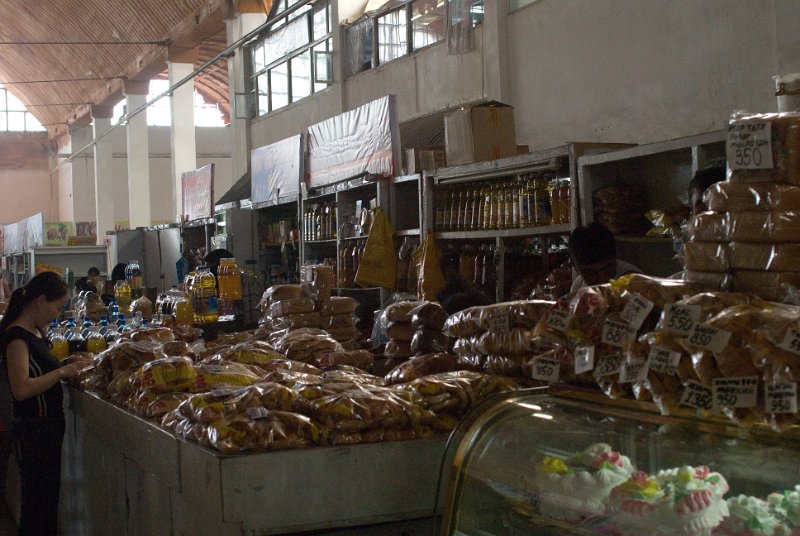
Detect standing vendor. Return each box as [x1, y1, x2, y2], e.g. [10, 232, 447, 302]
[203, 248, 234, 282]
[568, 222, 642, 293]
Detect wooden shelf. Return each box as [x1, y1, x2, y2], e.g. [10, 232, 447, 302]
[434, 224, 571, 240]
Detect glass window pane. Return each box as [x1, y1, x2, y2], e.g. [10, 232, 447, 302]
[6, 91, 25, 111]
[253, 43, 266, 72]
[7, 111, 25, 131]
[0, 113, 7, 131]
[257, 73, 270, 116]
[471, 0, 484, 26]
[291, 51, 311, 103]
[288, 3, 311, 22]
[313, 1, 328, 41]
[25, 112, 44, 131]
[0, 89, 6, 111]
[378, 8, 407, 64]
[411, 0, 445, 50]
[264, 12, 310, 66]
[270, 62, 289, 111]
[313, 42, 332, 91]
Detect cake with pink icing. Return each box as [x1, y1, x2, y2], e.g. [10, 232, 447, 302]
[767, 486, 800, 534]
[534, 442, 634, 521]
[719, 494, 794, 536]
[609, 465, 729, 535]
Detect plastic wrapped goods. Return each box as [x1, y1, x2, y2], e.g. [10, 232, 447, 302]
[384, 340, 413, 359]
[266, 312, 321, 331]
[138, 356, 197, 393]
[704, 181, 800, 212]
[732, 271, 800, 302]
[685, 271, 732, 291]
[453, 328, 533, 356]
[205, 411, 325, 454]
[386, 321, 415, 342]
[319, 313, 358, 330]
[384, 353, 458, 385]
[300, 264, 333, 301]
[268, 298, 315, 318]
[272, 328, 343, 362]
[326, 326, 361, 342]
[686, 212, 729, 242]
[312, 350, 375, 370]
[259, 285, 304, 310]
[730, 242, 800, 271]
[728, 212, 800, 242]
[188, 363, 261, 392]
[400, 371, 520, 416]
[383, 300, 422, 323]
[443, 300, 555, 338]
[726, 111, 800, 184]
[318, 296, 359, 315]
[410, 301, 449, 331]
[410, 328, 451, 354]
[683, 242, 730, 273]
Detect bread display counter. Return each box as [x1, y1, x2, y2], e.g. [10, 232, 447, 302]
[440, 389, 800, 535]
[59, 388, 447, 535]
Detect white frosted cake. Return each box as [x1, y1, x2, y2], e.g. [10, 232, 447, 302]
[719, 494, 793, 535]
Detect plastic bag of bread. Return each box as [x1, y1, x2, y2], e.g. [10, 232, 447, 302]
[410, 301, 449, 331]
[260, 284, 304, 307]
[703, 181, 800, 212]
[729, 212, 800, 243]
[206, 410, 324, 454]
[401, 371, 519, 416]
[410, 328, 451, 354]
[268, 298, 315, 318]
[321, 365, 385, 387]
[533, 285, 622, 349]
[300, 264, 333, 301]
[312, 350, 375, 370]
[685, 270, 732, 290]
[686, 211, 729, 242]
[659, 291, 763, 329]
[94, 340, 167, 381]
[733, 271, 800, 302]
[727, 111, 800, 184]
[319, 313, 357, 330]
[443, 300, 555, 338]
[318, 296, 358, 315]
[267, 312, 321, 331]
[255, 358, 322, 375]
[81, 292, 108, 321]
[272, 327, 343, 360]
[484, 354, 525, 377]
[730, 242, 800, 271]
[159, 340, 196, 359]
[205, 341, 284, 366]
[105, 368, 141, 401]
[384, 353, 458, 385]
[386, 321, 415, 342]
[383, 300, 422, 324]
[636, 330, 699, 415]
[142, 392, 190, 420]
[188, 362, 260, 392]
[326, 326, 361, 342]
[138, 356, 197, 393]
[384, 339, 412, 359]
[455, 353, 485, 372]
[462, 328, 532, 356]
[298, 387, 426, 431]
[131, 295, 153, 321]
[682, 241, 730, 272]
[610, 273, 709, 308]
[130, 326, 175, 344]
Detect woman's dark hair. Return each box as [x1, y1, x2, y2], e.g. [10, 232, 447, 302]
[568, 222, 616, 266]
[110, 263, 127, 282]
[0, 271, 68, 339]
[88, 266, 101, 278]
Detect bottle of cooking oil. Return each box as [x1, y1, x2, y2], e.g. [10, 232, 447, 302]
[114, 279, 132, 313]
[86, 324, 107, 354]
[218, 258, 243, 300]
[463, 189, 474, 231]
[126, 259, 143, 299]
[192, 265, 219, 324]
[174, 293, 194, 326]
[49, 327, 70, 361]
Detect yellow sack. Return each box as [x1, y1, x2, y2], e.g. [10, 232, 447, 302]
[415, 231, 445, 301]
[354, 207, 397, 289]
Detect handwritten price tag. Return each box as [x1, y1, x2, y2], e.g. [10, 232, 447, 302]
[602, 319, 637, 348]
[712, 377, 759, 408]
[662, 304, 701, 336]
[546, 310, 573, 333]
[766, 383, 798, 414]
[487, 310, 510, 334]
[779, 328, 800, 355]
[680, 381, 714, 410]
[530, 357, 561, 382]
[574, 346, 595, 374]
[246, 407, 270, 420]
[727, 121, 774, 170]
[648, 346, 682, 376]
[687, 324, 732, 354]
[620, 360, 649, 384]
[621, 293, 655, 330]
[594, 354, 623, 378]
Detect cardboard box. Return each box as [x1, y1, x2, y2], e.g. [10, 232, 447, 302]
[406, 146, 446, 174]
[444, 102, 517, 166]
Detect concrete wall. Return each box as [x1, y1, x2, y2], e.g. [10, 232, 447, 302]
[0, 133, 55, 224]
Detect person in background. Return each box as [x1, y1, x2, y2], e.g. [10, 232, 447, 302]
[688, 164, 726, 216]
[568, 222, 642, 293]
[203, 248, 234, 280]
[101, 262, 127, 305]
[75, 266, 101, 295]
[0, 272, 81, 535]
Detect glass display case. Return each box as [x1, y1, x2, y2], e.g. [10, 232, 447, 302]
[441, 389, 800, 535]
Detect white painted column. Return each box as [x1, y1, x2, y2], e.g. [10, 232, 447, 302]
[482, 1, 510, 103]
[124, 80, 152, 228]
[92, 106, 115, 244]
[168, 53, 197, 222]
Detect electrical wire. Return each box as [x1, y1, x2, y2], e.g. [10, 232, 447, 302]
[2, 77, 119, 85]
[0, 40, 169, 46]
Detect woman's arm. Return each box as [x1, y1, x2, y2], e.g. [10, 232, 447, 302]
[5, 339, 80, 400]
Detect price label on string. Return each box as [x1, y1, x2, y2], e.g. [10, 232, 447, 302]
[546, 310, 573, 333]
[766, 383, 798, 414]
[727, 121, 774, 170]
[602, 319, 637, 348]
[662, 304, 701, 336]
[679, 381, 714, 410]
[594, 354, 623, 378]
[620, 360, 649, 384]
[621, 293, 655, 330]
[530, 357, 561, 382]
[648, 346, 682, 376]
[487, 310, 510, 334]
[246, 407, 270, 420]
[687, 324, 732, 354]
[712, 377, 759, 408]
[574, 346, 595, 374]
[779, 328, 800, 355]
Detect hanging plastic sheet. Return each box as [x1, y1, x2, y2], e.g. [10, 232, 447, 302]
[447, 0, 475, 55]
[307, 95, 398, 187]
[250, 134, 303, 204]
[181, 164, 215, 222]
[344, 17, 373, 77]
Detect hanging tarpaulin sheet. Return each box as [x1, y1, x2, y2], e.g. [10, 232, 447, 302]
[251, 134, 303, 204]
[26, 213, 44, 249]
[182, 164, 215, 222]
[2, 212, 43, 254]
[307, 95, 399, 187]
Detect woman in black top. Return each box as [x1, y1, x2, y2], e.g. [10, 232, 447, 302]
[0, 272, 80, 535]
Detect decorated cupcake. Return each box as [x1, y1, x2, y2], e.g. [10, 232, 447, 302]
[767, 486, 800, 532]
[534, 442, 634, 521]
[610, 466, 729, 535]
[720, 494, 793, 536]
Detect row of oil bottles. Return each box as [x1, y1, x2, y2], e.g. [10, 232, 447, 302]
[302, 202, 338, 241]
[434, 174, 571, 232]
[156, 258, 244, 325]
[46, 311, 148, 360]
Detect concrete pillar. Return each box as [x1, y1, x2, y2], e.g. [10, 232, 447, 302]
[168, 46, 199, 221]
[92, 105, 115, 244]
[482, 1, 510, 104]
[124, 80, 152, 228]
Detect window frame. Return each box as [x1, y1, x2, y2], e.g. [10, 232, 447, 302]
[0, 86, 46, 133]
